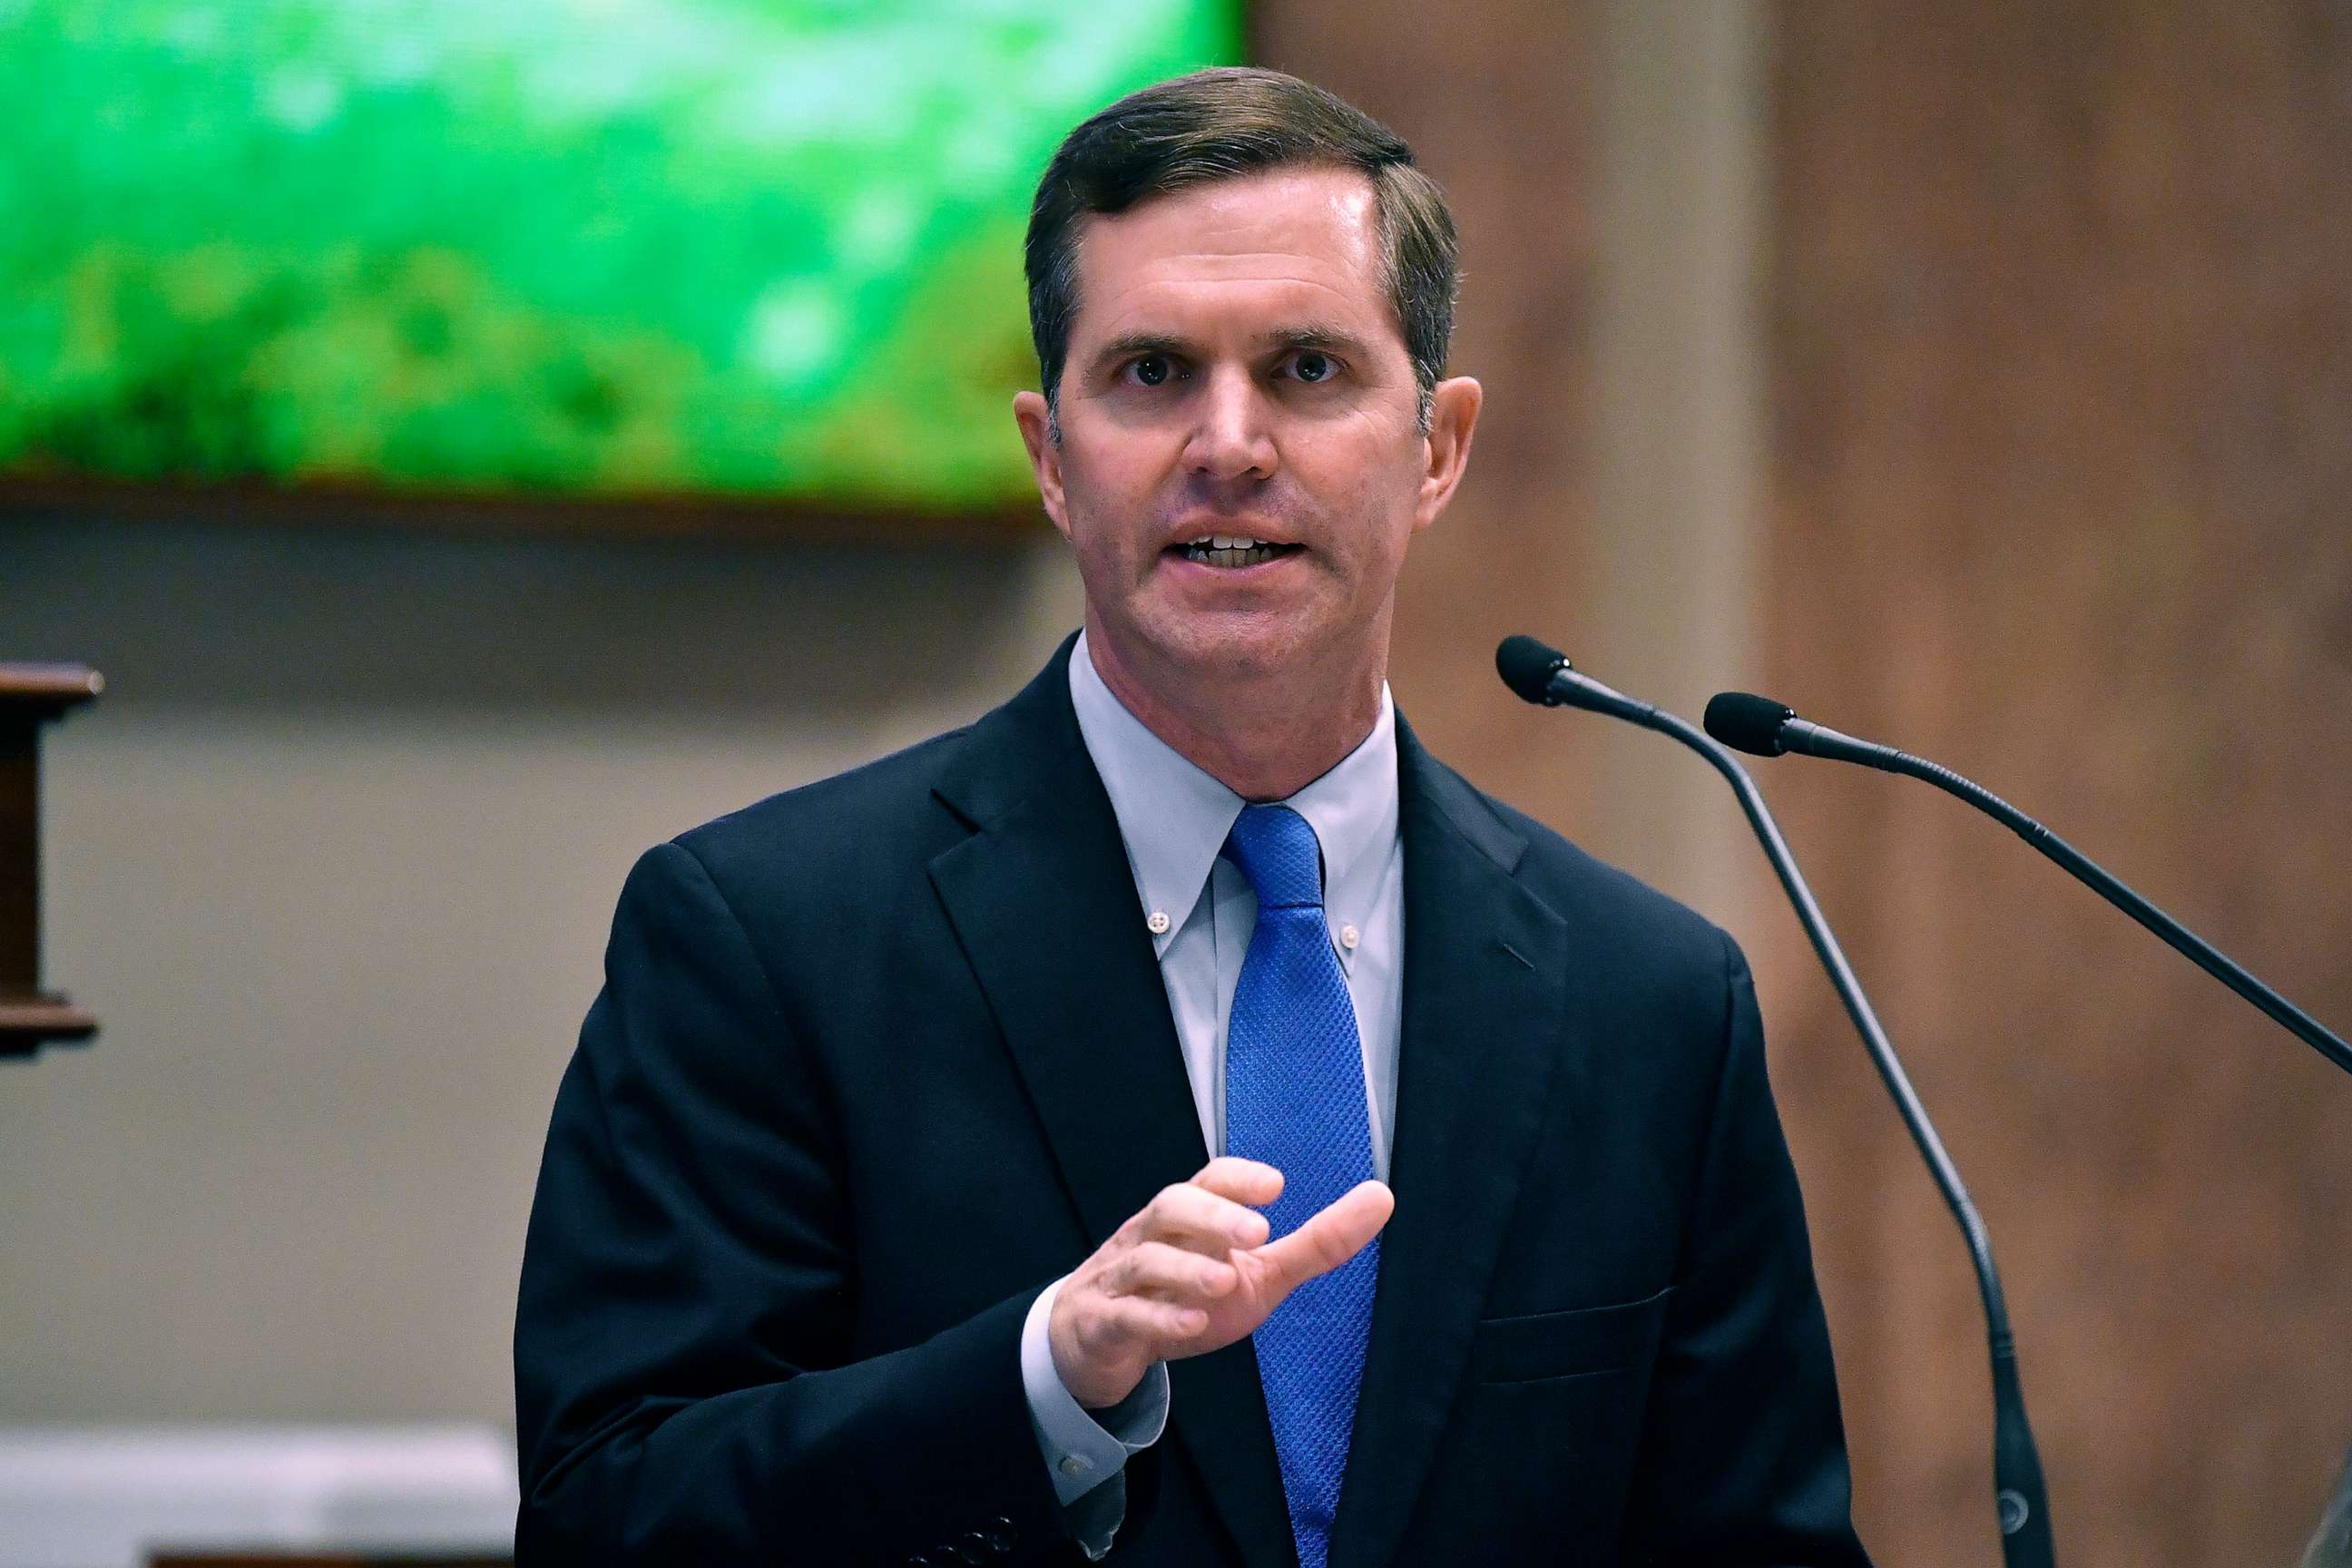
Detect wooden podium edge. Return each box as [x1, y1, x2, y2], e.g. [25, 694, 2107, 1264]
[3, 662, 103, 1057]
[0, 662, 105, 713]
[0, 993, 99, 1057]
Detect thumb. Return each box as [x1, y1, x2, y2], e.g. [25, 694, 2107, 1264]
[1257, 1180, 1394, 1294]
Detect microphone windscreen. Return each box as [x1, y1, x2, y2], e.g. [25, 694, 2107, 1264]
[1495, 635, 1568, 704]
[1703, 691, 1796, 756]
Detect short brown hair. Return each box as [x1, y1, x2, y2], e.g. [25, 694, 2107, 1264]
[1024, 67, 1459, 430]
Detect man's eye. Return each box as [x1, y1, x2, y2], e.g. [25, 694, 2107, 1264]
[1289, 351, 1336, 384]
[1130, 355, 1171, 387]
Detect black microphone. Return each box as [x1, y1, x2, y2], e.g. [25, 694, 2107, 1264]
[1702, 691, 2352, 1077]
[1498, 635, 2058, 1568]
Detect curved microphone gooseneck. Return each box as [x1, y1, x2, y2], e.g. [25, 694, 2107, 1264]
[1495, 635, 2057, 1568]
[1701, 691, 2352, 1078]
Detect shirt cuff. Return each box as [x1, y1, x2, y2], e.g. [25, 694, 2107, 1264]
[1020, 1276, 1171, 1555]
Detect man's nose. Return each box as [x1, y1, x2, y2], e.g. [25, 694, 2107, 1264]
[1182, 367, 1278, 482]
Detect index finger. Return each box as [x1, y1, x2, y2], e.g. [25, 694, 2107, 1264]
[1133, 1179, 1273, 1252]
[1191, 1156, 1285, 1208]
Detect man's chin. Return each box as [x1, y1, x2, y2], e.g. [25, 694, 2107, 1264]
[1131, 609, 1329, 683]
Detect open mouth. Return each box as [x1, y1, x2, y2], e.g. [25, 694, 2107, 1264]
[1171, 534, 1303, 569]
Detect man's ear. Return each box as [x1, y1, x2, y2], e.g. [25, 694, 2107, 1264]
[1413, 376, 1483, 534]
[1013, 390, 1072, 541]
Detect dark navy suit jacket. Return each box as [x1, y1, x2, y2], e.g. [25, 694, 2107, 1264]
[514, 638, 1871, 1567]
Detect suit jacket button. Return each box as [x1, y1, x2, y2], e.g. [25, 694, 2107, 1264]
[984, 1515, 1017, 1552]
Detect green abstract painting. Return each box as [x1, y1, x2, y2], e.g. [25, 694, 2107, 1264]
[0, 0, 1240, 510]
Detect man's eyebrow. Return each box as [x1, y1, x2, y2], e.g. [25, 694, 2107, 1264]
[1087, 332, 1191, 376]
[1264, 324, 1369, 354]
[1085, 325, 1373, 376]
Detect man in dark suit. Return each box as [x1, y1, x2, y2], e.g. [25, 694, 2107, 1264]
[514, 68, 1870, 1567]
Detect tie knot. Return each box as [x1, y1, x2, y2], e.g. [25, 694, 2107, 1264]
[1223, 804, 1326, 911]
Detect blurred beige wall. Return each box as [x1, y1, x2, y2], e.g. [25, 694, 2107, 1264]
[0, 519, 1080, 1423]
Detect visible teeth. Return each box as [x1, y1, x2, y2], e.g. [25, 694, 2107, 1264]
[1185, 540, 1284, 568]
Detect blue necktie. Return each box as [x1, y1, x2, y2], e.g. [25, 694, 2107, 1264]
[1221, 804, 1378, 1568]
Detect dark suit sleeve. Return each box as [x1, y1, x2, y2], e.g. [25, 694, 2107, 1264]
[1621, 933, 1873, 1566]
[513, 841, 1071, 1565]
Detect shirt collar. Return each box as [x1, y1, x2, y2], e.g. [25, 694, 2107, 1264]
[1068, 630, 1399, 956]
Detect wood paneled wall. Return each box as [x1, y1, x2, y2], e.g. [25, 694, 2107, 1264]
[1763, 4, 2352, 1563]
[1252, 0, 1604, 829]
[1262, 1, 2349, 1560]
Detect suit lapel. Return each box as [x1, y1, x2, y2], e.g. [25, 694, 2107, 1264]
[1327, 721, 1572, 1568]
[926, 642, 1298, 1568]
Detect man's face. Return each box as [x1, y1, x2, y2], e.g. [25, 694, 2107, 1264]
[1015, 166, 1478, 690]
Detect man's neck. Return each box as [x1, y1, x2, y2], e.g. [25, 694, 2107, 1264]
[1083, 621, 1387, 802]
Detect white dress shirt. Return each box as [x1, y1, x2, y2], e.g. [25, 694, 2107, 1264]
[1018, 631, 1406, 1557]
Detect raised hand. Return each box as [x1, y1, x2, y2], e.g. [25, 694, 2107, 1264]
[1047, 1155, 1393, 1409]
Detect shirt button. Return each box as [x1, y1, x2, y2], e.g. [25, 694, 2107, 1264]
[1059, 1454, 1093, 1477]
[1339, 923, 1360, 950]
[1146, 910, 1171, 936]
